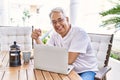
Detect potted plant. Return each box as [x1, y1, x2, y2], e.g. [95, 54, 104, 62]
[22, 9, 31, 26]
[100, 0, 120, 30]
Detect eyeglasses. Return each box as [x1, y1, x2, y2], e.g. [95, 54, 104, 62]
[51, 18, 65, 25]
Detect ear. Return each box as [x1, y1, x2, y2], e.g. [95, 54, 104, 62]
[66, 17, 69, 22]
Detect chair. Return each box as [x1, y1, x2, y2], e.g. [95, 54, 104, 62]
[0, 26, 33, 51]
[88, 33, 114, 80]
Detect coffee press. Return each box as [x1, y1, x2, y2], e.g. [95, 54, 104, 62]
[9, 41, 21, 67]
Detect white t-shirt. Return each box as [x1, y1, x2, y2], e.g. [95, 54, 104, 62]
[47, 25, 98, 73]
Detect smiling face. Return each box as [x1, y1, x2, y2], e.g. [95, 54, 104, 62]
[50, 12, 70, 37]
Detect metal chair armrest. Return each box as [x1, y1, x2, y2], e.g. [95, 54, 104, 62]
[95, 66, 111, 80]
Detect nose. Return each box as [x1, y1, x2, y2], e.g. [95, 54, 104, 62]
[55, 21, 61, 26]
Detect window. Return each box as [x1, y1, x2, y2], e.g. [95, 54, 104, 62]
[1, 0, 70, 31]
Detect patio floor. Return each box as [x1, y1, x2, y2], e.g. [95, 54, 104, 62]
[107, 58, 120, 80]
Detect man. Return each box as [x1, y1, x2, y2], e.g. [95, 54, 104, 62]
[31, 7, 98, 80]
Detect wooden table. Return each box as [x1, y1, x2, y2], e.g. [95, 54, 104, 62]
[0, 51, 82, 80]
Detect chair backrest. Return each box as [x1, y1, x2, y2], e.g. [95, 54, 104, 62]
[88, 33, 113, 69]
[0, 26, 33, 51]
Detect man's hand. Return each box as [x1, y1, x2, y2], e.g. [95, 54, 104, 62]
[31, 29, 42, 44]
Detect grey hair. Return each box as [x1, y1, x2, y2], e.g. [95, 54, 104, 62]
[49, 7, 66, 18]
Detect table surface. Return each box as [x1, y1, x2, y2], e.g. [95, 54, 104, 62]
[0, 51, 82, 80]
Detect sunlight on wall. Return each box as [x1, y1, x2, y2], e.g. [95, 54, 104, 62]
[74, 0, 114, 32]
[0, 0, 70, 31]
[0, 0, 114, 31]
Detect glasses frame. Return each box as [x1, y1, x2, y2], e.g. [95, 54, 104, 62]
[51, 17, 65, 25]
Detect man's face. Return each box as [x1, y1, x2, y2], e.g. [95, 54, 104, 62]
[50, 12, 70, 37]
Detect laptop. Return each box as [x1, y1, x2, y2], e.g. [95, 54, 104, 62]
[34, 44, 74, 75]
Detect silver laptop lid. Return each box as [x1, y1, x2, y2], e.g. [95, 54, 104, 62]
[34, 44, 69, 74]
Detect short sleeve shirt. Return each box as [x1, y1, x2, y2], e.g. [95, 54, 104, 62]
[47, 25, 98, 73]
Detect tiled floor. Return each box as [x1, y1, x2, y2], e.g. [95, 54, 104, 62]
[107, 58, 120, 80]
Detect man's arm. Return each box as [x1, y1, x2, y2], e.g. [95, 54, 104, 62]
[68, 52, 80, 64]
[35, 38, 43, 44]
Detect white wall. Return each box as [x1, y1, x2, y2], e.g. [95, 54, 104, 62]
[0, 0, 70, 30]
[112, 31, 120, 52]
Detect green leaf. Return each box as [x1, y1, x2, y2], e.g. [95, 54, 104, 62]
[100, 5, 120, 16]
[101, 17, 120, 27]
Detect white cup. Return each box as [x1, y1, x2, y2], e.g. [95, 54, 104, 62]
[22, 52, 31, 64]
